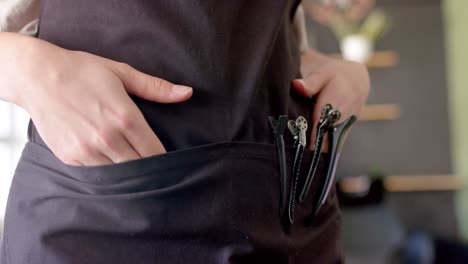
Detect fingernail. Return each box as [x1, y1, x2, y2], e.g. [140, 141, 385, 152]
[172, 85, 193, 96]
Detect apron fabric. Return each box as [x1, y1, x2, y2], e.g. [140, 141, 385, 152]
[1, 0, 343, 263]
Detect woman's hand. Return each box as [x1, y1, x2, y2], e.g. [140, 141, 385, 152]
[2, 33, 193, 166]
[292, 49, 370, 150]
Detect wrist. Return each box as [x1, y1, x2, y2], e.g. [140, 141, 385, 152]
[0, 33, 41, 108]
[2, 33, 66, 113]
[15, 35, 50, 111]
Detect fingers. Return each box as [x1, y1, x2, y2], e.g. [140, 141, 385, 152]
[59, 142, 114, 166]
[292, 50, 369, 153]
[64, 122, 143, 166]
[291, 71, 332, 151]
[59, 103, 164, 166]
[109, 62, 193, 104]
[294, 74, 343, 152]
[124, 119, 166, 158]
[76, 152, 114, 167]
[92, 130, 142, 164]
[84, 53, 194, 104]
[113, 103, 166, 158]
[86, 52, 193, 103]
[126, 124, 166, 158]
[88, 110, 165, 165]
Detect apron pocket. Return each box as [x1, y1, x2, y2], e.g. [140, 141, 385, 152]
[3, 141, 340, 264]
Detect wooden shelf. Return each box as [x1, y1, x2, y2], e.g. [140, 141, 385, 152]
[340, 175, 463, 193]
[359, 104, 401, 122]
[330, 50, 400, 68]
[384, 175, 463, 192]
[366, 50, 400, 68]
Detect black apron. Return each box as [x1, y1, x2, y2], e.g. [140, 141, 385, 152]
[1, 1, 343, 263]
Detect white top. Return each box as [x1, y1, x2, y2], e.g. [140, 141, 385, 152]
[0, 0, 309, 51]
[0, 0, 40, 35]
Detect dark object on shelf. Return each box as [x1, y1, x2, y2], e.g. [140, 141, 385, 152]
[389, 232, 468, 264]
[433, 237, 468, 264]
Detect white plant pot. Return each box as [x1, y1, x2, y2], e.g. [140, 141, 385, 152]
[340, 34, 374, 63]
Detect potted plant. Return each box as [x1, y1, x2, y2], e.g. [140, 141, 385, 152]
[304, 0, 390, 63]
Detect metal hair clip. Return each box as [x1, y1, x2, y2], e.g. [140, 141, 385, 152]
[313, 115, 357, 216]
[268, 115, 289, 219]
[287, 116, 308, 224]
[299, 104, 341, 203]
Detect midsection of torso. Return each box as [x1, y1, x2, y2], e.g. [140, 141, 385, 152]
[36, 0, 312, 150]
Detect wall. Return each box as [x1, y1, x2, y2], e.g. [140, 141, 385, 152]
[307, 0, 452, 179]
[306, 0, 457, 239]
[443, 0, 468, 240]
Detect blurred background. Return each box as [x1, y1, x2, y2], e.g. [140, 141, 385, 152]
[0, 105, 28, 233]
[1, 0, 468, 263]
[302, 0, 468, 263]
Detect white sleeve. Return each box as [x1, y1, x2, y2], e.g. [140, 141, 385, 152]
[0, 0, 40, 36]
[293, 4, 309, 53]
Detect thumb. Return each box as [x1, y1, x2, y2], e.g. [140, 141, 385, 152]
[291, 71, 330, 99]
[111, 63, 193, 103]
